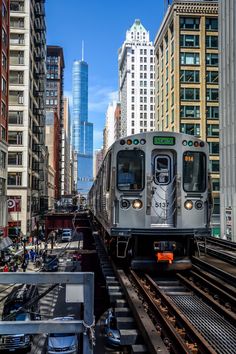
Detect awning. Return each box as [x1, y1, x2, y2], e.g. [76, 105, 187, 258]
[0, 237, 13, 250]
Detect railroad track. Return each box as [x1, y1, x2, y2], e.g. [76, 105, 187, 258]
[116, 268, 236, 354]
[198, 237, 236, 266]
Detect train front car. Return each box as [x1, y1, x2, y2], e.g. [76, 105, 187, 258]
[89, 131, 211, 271]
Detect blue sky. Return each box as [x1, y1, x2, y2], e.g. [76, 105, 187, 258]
[45, 0, 165, 150]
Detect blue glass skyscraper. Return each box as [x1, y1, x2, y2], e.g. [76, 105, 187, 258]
[72, 60, 93, 196]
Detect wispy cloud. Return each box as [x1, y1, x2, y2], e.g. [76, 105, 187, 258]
[64, 87, 118, 115]
[88, 86, 118, 114]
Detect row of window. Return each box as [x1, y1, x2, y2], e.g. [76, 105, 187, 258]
[180, 52, 218, 66]
[179, 70, 218, 83]
[131, 49, 154, 55]
[180, 123, 219, 137]
[180, 35, 218, 48]
[180, 88, 218, 101]
[180, 17, 218, 31]
[180, 105, 219, 119]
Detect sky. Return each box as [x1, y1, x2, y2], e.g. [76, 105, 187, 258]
[45, 0, 165, 150]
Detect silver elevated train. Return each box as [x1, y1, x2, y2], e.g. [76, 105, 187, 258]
[88, 131, 212, 271]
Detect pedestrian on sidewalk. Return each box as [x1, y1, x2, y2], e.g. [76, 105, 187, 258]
[3, 264, 9, 272]
[21, 261, 27, 272]
[29, 249, 35, 262]
[24, 250, 29, 265]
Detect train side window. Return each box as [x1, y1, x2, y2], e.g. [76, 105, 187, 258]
[117, 150, 145, 191]
[154, 156, 171, 185]
[183, 152, 206, 192]
[106, 152, 111, 191]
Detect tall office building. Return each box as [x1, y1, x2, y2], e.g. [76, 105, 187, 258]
[154, 0, 219, 235]
[46, 46, 65, 200]
[118, 19, 155, 138]
[219, 1, 236, 241]
[72, 60, 93, 196]
[61, 97, 71, 195]
[0, 0, 9, 244]
[8, 0, 46, 236]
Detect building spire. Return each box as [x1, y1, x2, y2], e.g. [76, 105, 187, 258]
[82, 40, 84, 61]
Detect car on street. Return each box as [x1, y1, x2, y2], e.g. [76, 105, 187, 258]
[47, 316, 78, 354]
[42, 254, 59, 272]
[61, 229, 72, 242]
[104, 309, 121, 347]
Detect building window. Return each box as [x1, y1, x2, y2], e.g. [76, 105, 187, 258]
[1, 77, 7, 95]
[180, 17, 200, 30]
[0, 150, 6, 168]
[206, 18, 218, 31]
[180, 123, 200, 136]
[2, 52, 7, 70]
[8, 172, 22, 186]
[206, 36, 218, 48]
[180, 52, 200, 65]
[180, 70, 199, 83]
[207, 106, 219, 119]
[2, 28, 7, 46]
[9, 111, 23, 124]
[206, 71, 218, 84]
[8, 131, 23, 145]
[0, 178, 6, 196]
[8, 152, 23, 165]
[180, 105, 200, 118]
[207, 124, 219, 137]
[208, 142, 219, 155]
[1, 125, 6, 141]
[180, 35, 199, 47]
[209, 160, 219, 173]
[212, 178, 220, 191]
[9, 91, 24, 105]
[206, 88, 219, 101]
[9, 71, 24, 85]
[10, 50, 24, 65]
[1, 101, 6, 118]
[180, 88, 200, 101]
[206, 53, 218, 66]
[10, 1, 24, 11]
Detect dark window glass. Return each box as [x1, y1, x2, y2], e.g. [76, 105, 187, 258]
[117, 150, 145, 191]
[206, 18, 218, 31]
[206, 71, 218, 83]
[180, 17, 200, 30]
[183, 152, 206, 192]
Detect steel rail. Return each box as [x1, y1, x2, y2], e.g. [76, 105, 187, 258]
[116, 269, 168, 354]
[144, 273, 217, 354]
[192, 256, 236, 287]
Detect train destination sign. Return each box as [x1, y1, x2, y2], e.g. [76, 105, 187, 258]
[153, 136, 176, 146]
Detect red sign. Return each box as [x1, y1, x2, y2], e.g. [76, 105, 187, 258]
[8, 196, 21, 212]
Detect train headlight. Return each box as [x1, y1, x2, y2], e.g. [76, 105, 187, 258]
[195, 200, 203, 210]
[184, 200, 193, 210]
[120, 199, 130, 209]
[132, 199, 143, 209]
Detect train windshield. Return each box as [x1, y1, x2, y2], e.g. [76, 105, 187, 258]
[117, 150, 145, 191]
[183, 152, 206, 192]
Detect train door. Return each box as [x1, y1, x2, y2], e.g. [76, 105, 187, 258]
[151, 151, 176, 227]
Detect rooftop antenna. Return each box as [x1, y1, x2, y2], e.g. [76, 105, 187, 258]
[82, 40, 84, 61]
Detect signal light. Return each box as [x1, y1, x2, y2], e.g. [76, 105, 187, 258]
[121, 199, 130, 209]
[120, 139, 125, 145]
[194, 141, 199, 147]
[195, 200, 203, 210]
[188, 141, 193, 147]
[200, 141, 205, 147]
[140, 139, 146, 145]
[132, 199, 143, 209]
[127, 139, 132, 145]
[184, 200, 193, 210]
[182, 140, 187, 146]
[133, 139, 139, 145]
